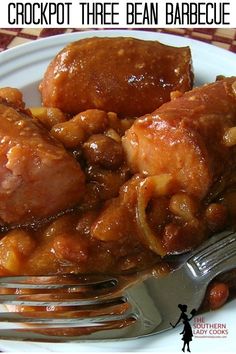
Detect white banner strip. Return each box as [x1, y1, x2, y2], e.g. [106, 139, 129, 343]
[0, 0, 235, 28]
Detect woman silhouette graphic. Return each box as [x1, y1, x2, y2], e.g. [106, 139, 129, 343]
[170, 304, 196, 352]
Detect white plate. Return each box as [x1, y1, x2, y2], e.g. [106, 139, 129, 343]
[0, 30, 236, 353]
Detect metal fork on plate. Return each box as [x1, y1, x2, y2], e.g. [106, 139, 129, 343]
[0, 229, 236, 341]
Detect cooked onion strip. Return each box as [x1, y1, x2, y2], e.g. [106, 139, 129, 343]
[136, 174, 174, 256]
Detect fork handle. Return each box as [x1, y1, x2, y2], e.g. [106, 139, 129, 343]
[186, 229, 236, 280]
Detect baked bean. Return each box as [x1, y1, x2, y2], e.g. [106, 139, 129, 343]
[205, 203, 227, 231]
[51, 120, 85, 148]
[207, 282, 229, 310]
[120, 118, 135, 134]
[0, 248, 20, 274]
[96, 170, 125, 200]
[86, 166, 127, 200]
[30, 107, 66, 129]
[91, 200, 129, 241]
[169, 193, 198, 221]
[50, 109, 110, 148]
[73, 109, 108, 135]
[107, 112, 122, 132]
[83, 134, 124, 169]
[76, 211, 99, 236]
[0, 230, 35, 274]
[1, 230, 36, 256]
[0, 87, 24, 109]
[53, 233, 88, 263]
[105, 128, 121, 142]
[43, 214, 76, 239]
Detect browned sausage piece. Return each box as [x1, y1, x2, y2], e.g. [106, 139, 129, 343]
[122, 77, 236, 198]
[39, 37, 193, 117]
[0, 99, 85, 225]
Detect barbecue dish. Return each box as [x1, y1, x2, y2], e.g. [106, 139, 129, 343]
[39, 37, 193, 117]
[0, 43, 235, 315]
[1, 77, 236, 276]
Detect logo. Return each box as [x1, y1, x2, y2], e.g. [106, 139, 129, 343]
[170, 304, 229, 352]
[193, 316, 229, 339]
[170, 304, 196, 352]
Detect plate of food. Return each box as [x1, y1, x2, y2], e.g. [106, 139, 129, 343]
[0, 29, 235, 352]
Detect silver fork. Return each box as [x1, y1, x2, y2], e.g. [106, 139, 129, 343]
[0, 229, 236, 342]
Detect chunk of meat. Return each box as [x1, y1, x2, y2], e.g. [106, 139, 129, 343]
[0, 100, 85, 225]
[122, 77, 236, 198]
[39, 37, 193, 117]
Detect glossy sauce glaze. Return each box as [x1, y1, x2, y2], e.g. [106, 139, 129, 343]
[39, 37, 193, 117]
[0, 77, 236, 312]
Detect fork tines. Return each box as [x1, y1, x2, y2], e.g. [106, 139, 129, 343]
[0, 274, 138, 338]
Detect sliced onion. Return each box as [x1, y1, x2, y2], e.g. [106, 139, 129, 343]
[136, 174, 174, 256]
